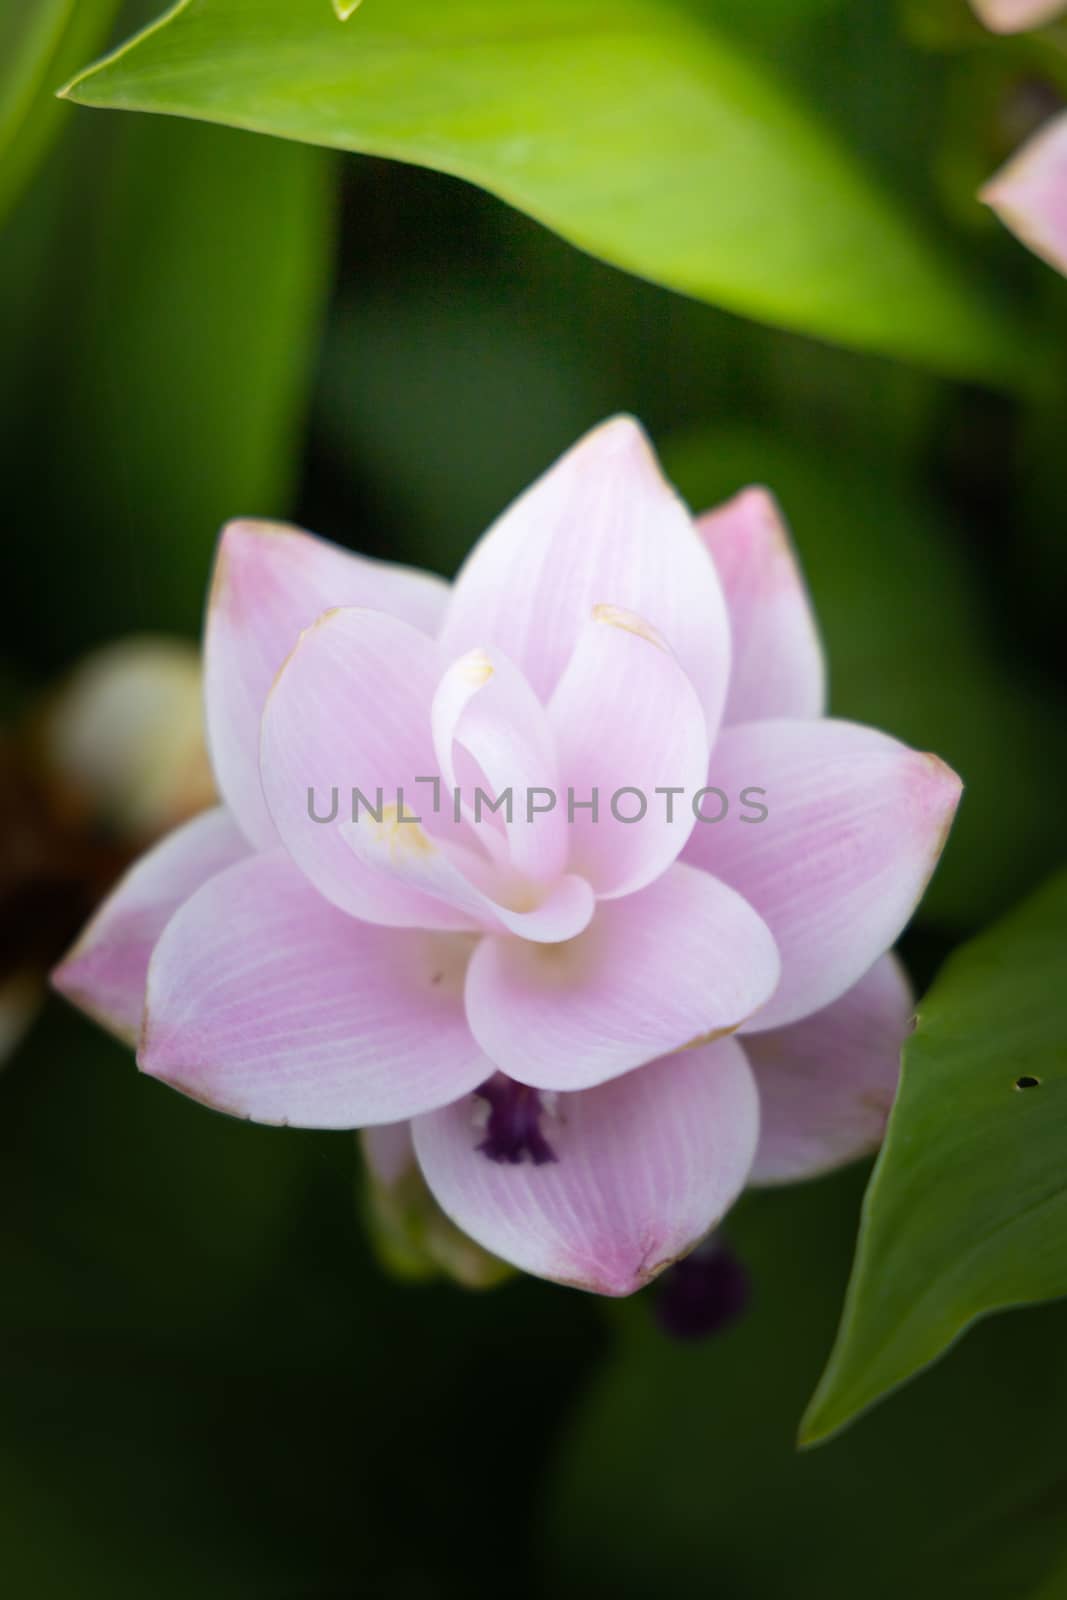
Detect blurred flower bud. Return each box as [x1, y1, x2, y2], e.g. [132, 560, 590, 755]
[360, 1123, 513, 1290]
[37, 636, 214, 844]
[0, 635, 215, 1064]
[970, 0, 1066, 33]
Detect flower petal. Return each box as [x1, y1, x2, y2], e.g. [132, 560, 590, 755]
[745, 952, 913, 1185]
[341, 813, 596, 943]
[463, 863, 780, 1090]
[140, 851, 488, 1127]
[981, 111, 1067, 278]
[698, 488, 826, 724]
[685, 719, 961, 1032]
[205, 519, 448, 848]
[412, 1037, 759, 1296]
[970, 0, 1066, 33]
[431, 645, 567, 882]
[51, 807, 248, 1045]
[260, 606, 478, 930]
[438, 417, 731, 736]
[548, 606, 710, 897]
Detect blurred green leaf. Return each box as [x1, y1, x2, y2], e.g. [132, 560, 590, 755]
[314, 275, 609, 577]
[62, 0, 1028, 381]
[0, 0, 121, 224]
[0, 107, 334, 664]
[1, 1013, 603, 1599]
[802, 869, 1067, 1444]
[666, 424, 1067, 928]
[546, 1170, 1067, 1598]
[0, 1009, 313, 1342]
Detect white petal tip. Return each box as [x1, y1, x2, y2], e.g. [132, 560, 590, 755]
[50, 955, 140, 1049]
[215, 518, 301, 574]
[577, 416, 673, 488]
[740, 484, 787, 534]
[979, 113, 1067, 276]
[911, 755, 964, 880]
[922, 752, 964, 809]
[585, 413, 647, 455]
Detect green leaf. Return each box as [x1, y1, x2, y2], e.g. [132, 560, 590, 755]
[545, 1173, 1067, 1599]
[0, 0, 121, 223]
[0, 104, 334, 664]
[62, 0, 1027, 381]
[801, 868, 1067, 1446]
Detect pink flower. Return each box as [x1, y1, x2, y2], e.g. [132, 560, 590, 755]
[970, 0, 1066, 31]
[982, 110, 1067, 278]
[53, 419, 960, 1296]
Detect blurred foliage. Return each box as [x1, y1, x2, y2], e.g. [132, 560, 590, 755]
[544, 1168, 1067, 1599]
[63, 0, 1034, 380]
[0, 0, 121, 224]
[0, 1012, 603, 1597]
[1, 0, 1066, 1593]
[0, 84, 334, 665]
[803, 868, 1067, 1443]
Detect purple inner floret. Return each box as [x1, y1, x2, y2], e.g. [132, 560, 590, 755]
[475, 1074, 559, 1166]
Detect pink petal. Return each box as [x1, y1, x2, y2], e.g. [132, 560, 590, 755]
[745, 953, 913, 1184]
[438, 417, 731, 737]
[970, 0, 1065, 32]
[547, 606, 710, 897]
[478, 874, 596, 943]
[139, 851, 489, 1127]
[698, 488, 826, 724]
[205, 519, 448, 849]
[685, 719, 961, 1032]
[431, 646, 568, 883]
[260, 606, 478, 930]
[463, 863, 780, 1091]
[981, 111, 1067, 277]
[51, 806, 248, 1045]
[412, 1037, 759, 1296]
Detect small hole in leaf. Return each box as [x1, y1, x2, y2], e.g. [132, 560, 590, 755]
[1015, 1075, 1041, 1090]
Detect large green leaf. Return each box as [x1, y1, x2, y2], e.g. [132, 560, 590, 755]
[801, 868, 1067, 1446]
[0, 0, 121, 223]
[61, 0, 1027, 381]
